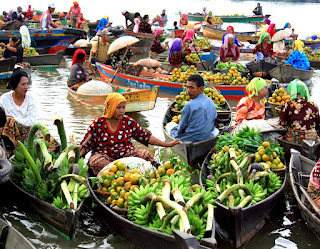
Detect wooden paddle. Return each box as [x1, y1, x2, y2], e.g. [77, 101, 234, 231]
[294, 182, 320, 217]
[111, 46, 130, 83]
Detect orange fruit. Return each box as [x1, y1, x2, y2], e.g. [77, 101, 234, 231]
[109, 164, 118, 173]
[130, 185, 139, 191]
[124, 173, 131, 182]
[106, 196, 112, 204]
[166, 168, 176, 176]
[262, 154, 269, 162]
[130, 174, 140, 184]
[117, 198, 124, 208]
[164, 161, 173, 170]
[102, 171, 109, 177]
[103, 179, 111, 188]
[101, 186, 107, 192]
[116, 177, 125, 186]
[117, 161, 126, 171]
[124, 182, 133, 191]
[276, 96, 282, 102]
[111, 179, 117, 186]
[124, 192, 131, 200]
[131, 169, 141, 174]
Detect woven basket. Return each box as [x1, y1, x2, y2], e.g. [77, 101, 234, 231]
[271, 166, 286, 177]
[268, 102, 283, 117]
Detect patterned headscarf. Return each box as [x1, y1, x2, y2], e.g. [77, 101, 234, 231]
[154, 28, 163, 38]
[169, 38, 182, 60]
[103, 93, 127, 119]
[246, 77, 266, 99]
[287, 79, 310, 100]
[222, 34, 236, 57]
[258, 32, 271, 44]
[183, 29, 195, 42]
[267, 23, 275, 33]
[294, 40, 304, 52]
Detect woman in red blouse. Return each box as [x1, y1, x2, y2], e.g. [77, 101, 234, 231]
[80, 93, 179, 175]
[150, 28, 169, 59]
[219, 34, 240, 62]
[253, 32, 274, 60]
[267, 23, 276, 39]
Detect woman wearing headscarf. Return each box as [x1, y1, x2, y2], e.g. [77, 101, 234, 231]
[0, 70, 36, 145]
[204, 11, 214, 22]
[2, 11, 10, 22]
[183, 29, 195, 43]
[219, 34, 240, 62]
[0, 37, 23, 63]
[133, 12, 141, 33]
[257, 18, 270, 37]
[168, 38, 194, 71]
[179, 14, 188, 27]
[253, 32, 274, 61]
[267, 23, 276, 39]
[284, 40, 310, 70]
[150, 28, 169, 59]
[280, 79, 320, 144]
[80, 93, 179, 175]
[272, 22, 294, 55]
[68, 49, 89, 88]
[67, 1, 81, 28]
[222, 26, 242, 47]
[235, 77, 267, 126]
[32, 10, 42, 22]
[152, 15, 164, 27]
[96, 16, 109, 34]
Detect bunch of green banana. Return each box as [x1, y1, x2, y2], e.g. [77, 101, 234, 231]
[188, 205, 206, 239]
[128, 202, 151, 226]
[266, 172, 282, 195]
[245, 181, 267, 205]
[127, 183, 159, 210]
[52, 196, 64, 209]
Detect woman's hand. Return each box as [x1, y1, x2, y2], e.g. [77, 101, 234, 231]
[166, 138, 180, 147]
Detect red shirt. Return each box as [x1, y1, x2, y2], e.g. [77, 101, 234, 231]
[81, 116, 151, 160]
[219, 46, 240, 62]
[253, 44, 274, 57]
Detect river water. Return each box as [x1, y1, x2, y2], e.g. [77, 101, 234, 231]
[1, 0, 320, 248]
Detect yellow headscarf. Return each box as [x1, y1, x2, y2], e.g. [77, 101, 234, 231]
[104, 15, 109, 20]
[246, 77, 267, 103]
[103, 93, 127, 118]
[185, 23, 194, 31]
[294, 40, 304, 52]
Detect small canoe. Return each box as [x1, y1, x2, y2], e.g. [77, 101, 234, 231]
[123, 30, 154, 54]
[23, 51, 64, 68]
[203, 26, 258, 42]
[8, 179, 85, 239]
[246, 60, 278, 78]
[183, 13, 265, 23]
[162, 99, 232, 164]
[64, 46, 91, 56]
[67, 81, 159, 112]
[88, 179, 217, 249]
[0, 57, 16, 73]
[200, 151, 287, 248]
[0, 218, 36, 249]
[289, 149, 320, 239]
[269, 64, 314, 83]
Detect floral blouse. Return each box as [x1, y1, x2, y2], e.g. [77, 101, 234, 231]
[280, 97, 320, 132]
[235, 97, 265, 126]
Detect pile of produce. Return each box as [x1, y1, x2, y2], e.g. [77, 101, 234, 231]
[11, 117, 89, 210]
[268, 87, 291, 105]
[185, 53, 201, 62]
[212, 16, 223, 22]
[194, 38, 211, 49]
[23, 47, 39, 56]
[167, 66, 198, 82]
[304, 47, 320, 61]
[215, 61, 246, 72]
[201, 67, 249, 85]
[135, 58, 168, 74]
[141, 66, 168, 74]
[224, 14, 245, 17]
[205, 127, 284, 208]
[0, 47, 4, 56]
[92, 153, 216, 239]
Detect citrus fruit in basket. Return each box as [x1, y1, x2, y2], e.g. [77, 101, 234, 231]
[269, 88, 291, 104]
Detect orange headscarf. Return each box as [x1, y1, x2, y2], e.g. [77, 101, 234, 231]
[73, 1, 79, 7]
[103, 93, 127, 118]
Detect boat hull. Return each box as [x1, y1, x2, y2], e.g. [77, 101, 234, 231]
[8, 180, 84, 239]
[289, 150, 320, 240]
[23, 51, 64, 67]
[269, 64, 314, 83]
[65, 46, 91, 56]
[203, 26, 258, 42]
[246, 60, 278, 78]
[200, 152, 286, 248]
[68, 82, 159, 112]
[185, 13, 264, 23]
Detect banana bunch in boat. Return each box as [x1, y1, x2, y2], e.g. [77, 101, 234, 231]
[23, 47, 39, 56]
[11, 117, 89, 210]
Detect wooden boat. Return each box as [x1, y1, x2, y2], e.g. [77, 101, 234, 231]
[64, 46, 91, 56]
[246, 60, 278, 78]
[275, 55, 320, 70]
[0, 218, 36, 249]
[0, 57, 16, 80]
[162, 100, 232, 164]
[88, 179, 217, 249]
[289, 149, 320, 240]
[0, 28, 79, 54]
[200, 151, 287, 248]
[269, 64, 314, 83]
[23, 51, 64, 68]
[184, 13, 265, 23]
[8, 179, 85, 239]
[67, 81, 159, 112]
[123, 30, 154, 54]
[97, 62, 248, 98]
[203, 26, 258, 42]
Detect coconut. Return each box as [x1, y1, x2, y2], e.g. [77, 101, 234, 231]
[155, 67, 162, 73]
[143, 67, 148, 72]
[148, 68, 155, 73]
[77, 80, 113, 95]
[161, 70, 168, 74]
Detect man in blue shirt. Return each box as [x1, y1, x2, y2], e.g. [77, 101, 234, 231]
[170, 75, 218, 142]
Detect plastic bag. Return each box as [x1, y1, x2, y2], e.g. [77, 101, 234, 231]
[77, 80, 113, 95]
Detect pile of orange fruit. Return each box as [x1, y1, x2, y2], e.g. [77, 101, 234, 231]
[167, 66, 198, 82]
[200, 67, 249, 85]
[254, 141, 285, 169]
[268, 88, 291, 105]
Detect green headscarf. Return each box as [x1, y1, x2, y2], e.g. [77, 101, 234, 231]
[246, 77, 267, 100]
[258, 32, 271, 45]
[287, 79, 310, 100]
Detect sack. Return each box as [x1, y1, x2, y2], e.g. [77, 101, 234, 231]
[134, 58, 162, 68]
[74, 39, 90, 47]
[77, 80, 113, 95]
[285, 129, 319, 145]
[125, 65, 143, 76]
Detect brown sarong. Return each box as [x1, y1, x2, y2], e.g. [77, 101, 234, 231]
[285, 129, 319, 145]
[89, 148, 155, 175]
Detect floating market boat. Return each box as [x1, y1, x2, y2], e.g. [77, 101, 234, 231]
[162, 100, 232, 164]
[0, 57, 16, 80]
[67, 81, 159, 112]
[23, 51, 64, 68]
[202, 26, 258, 42]
[0, 218, 36, 249]
[0, 28, 81, 54]
[184, 12, 265, 23]
[269, 64, 314, 83]
[88, 179, 217, 249]
[275, 55, 320, 70]
[8, 179, 85, 239]
[200, 151, 287, 248]
[289, 149, 320, 240]
[123, 30, 154, 54]
[246, 60, 278, 78]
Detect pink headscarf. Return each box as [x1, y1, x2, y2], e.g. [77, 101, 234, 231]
[267, 23, 275, 34]
[183, 14, 188, 21]
[154, 28, 163, 38]
[222, 34, 237, 57]
[183, 29, 195, 42]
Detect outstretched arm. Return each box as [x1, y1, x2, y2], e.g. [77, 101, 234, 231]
[149, 135, 179, 147]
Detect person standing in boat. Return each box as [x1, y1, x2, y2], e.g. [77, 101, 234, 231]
[66, 1, 81, 28]
[168, 75, 218, 142]
[138, 15, 152, 34]
[253, 32, 274, 62]
[89, 29, 112, 65]
[150, 28, 169, 59]
[219, 34, 240, 63]
[133, 13, 141, 33]
[122, 11, 135, 31]
[80, 92, 179, 175]
[40, 3, 60, 30]
[0, 37, 23, 63]
[68, 49, 89, 88]
[96, 16, 110, 35]
[253, 3, 263, 15]
[152, 15, 164, 28]
[283, 40, 310, 70]
[2, 11, 10, 22]
[160, 9, 168, 24]
[202, 7, 207, 16]
[235, 77, 267, 126]
[279, 79, 320, 145]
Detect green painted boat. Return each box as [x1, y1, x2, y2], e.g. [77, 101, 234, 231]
[183, 13, 265, 23]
